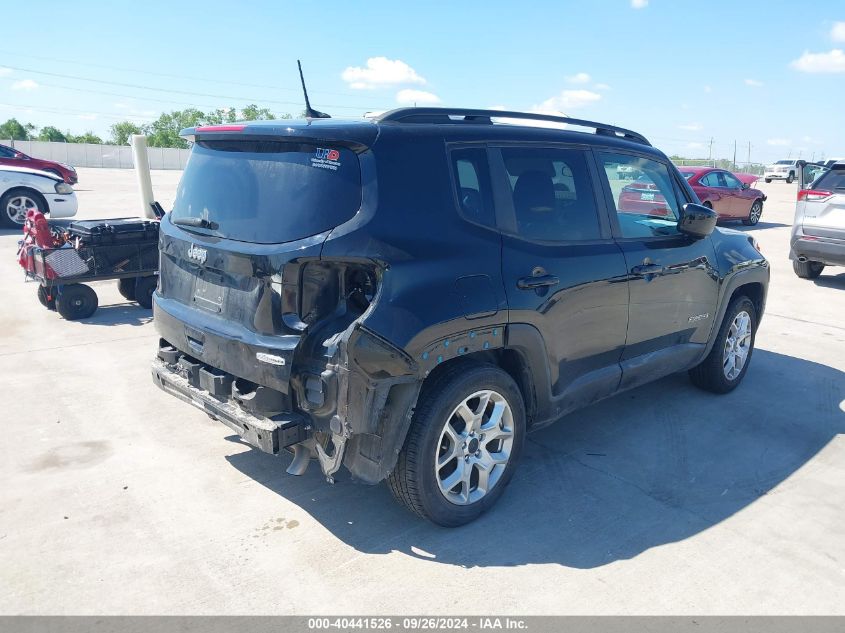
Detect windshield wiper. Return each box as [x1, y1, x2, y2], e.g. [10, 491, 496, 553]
[172, 216, 219, 230]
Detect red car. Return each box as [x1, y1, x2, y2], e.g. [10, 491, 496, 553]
[678, 167, 766, 226]
[0, 144, 78, 185]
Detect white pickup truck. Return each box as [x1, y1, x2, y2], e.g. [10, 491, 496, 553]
[764, 159, 800, 183]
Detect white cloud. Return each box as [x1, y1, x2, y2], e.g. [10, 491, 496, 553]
[678, 122, 702, 131]
[566, 72, 591, 84]
[535, 89, 601, 112]
[593, 83, 611, 90]
[342, 57, 426, 89]
[631, 0, 648, 8]
[767, 138, 791, 146]
[790, 49, 845, 73]
[831, 21, 845, 42]
[11, 79, 38, 91]
[0, 67, 12, 77]
[744, 78, 763, 87]
[395, 89, 440, 105]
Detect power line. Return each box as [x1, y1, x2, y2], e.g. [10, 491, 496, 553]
[0, 50, 372, 99]
[0, 63, 382, 111]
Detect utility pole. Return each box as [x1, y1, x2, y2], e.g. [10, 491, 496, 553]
[708, 137, 714, 164]
[733, 140, 737, 170]
[747, 141, 751, 169]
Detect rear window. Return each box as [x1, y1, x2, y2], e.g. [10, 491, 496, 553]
[814, 167, 845, 191]
[171, 140, 362, 244]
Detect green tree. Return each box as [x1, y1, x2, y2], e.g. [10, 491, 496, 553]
[0, 118, 29, 140]
[109, 121, 142, 145]
[146, 108, 205, 148]
[37, 126, 68, 142]
[241, 104, 276, 121]
[68, 131, 103, 144]
[205, 107, 238, 125]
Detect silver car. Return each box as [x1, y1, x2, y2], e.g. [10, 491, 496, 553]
[790, 160, 845, 278]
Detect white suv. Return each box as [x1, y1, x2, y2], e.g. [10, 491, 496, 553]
[790, 161, 845, 278]
[765, 159, 799, 184]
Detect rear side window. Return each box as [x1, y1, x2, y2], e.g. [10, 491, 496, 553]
[450, 147, 495, 227]
[500, 147, 601, 242]
[171, 140, 362, 244]
[814, 168, 845, 191]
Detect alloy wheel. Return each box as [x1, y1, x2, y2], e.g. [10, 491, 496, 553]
[435, 389, 515, 506]
[6, 195, 38, 225]
[723, 310, 752, 381]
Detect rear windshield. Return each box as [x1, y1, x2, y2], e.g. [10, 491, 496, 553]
[171, 140, 362, 244]
[814, 167, 845, 191]
[775, 160, 793, 165]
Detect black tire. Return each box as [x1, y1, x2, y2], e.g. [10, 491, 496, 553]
[37, 285, 56, 310]
[689, 295, 757, 394]
[117, 277, 137, 301]
[786, 173, 794, 184]
[387, 362, 526, 527]
[134, 275, 157, 309]
[764, 178, 772, 183]
[56, 284, 98, 320]
[793, 260, 824, 279]
[0, 187, 48, 228]
[742, 199, 763, 226]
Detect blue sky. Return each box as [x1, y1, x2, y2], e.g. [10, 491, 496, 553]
[1, 0, 844, 163]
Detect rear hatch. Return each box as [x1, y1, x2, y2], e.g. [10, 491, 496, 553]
[156, 122, 377, 391]
[799, 164, 845, 240]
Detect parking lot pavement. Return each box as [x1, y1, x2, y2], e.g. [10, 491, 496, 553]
[0, 169, 842, 614]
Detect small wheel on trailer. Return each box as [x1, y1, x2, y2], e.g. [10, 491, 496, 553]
[37, 285, 56, 310]
[117, 277, 137, 301]
[134, 275, 157, 309]
[56, 284, 98, 320]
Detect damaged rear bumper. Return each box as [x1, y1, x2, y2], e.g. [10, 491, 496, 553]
[151, 352, 308, 456]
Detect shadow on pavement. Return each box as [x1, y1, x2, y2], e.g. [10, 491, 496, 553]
[78, 303, 153, 326]
[225, 349, 844, 569]
[725, 221, 790, 231]
[814, 273, 845, 290]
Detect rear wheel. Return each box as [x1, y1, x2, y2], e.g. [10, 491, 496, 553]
[793, 260, 824, 279]
[134, 275, 157, 309]
[56, 284, 98, 320]
[117, 277, 137, 301]
[743, 200, 763, 225]
[764, 178, 772, 183]
[689, 295, 757, 394]
[388, 362, 525, 526]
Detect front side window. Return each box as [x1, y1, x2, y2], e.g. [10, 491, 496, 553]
[450, 147, 495, 227]
[722, 172, 742, 188]
[599, 152, 681, 238]
[500, 147, 601, 242]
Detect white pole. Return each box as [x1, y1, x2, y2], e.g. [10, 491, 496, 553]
[130, 134, 156, 219]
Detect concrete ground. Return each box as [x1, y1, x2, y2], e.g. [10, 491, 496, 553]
[0, 168, 842, 615]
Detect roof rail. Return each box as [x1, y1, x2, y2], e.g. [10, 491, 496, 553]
[374, 107, 651, 146]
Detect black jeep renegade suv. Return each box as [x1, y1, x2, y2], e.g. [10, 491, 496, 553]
[152, 108, 769, 526]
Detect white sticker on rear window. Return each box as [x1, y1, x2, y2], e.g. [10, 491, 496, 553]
[311, 148, 342, 171]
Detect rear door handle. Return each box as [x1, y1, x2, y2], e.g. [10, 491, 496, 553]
[631, 264, 664, 276]
[517, 274, 560, 290]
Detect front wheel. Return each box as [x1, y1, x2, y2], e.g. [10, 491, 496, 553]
[689, 295, 757, 394]
[743, 200, 763, 225]
[793, 260, 824, 279]
[786, 173, 794, 184]
[388, 363, 526, 526]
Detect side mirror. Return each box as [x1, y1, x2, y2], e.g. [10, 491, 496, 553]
[741, 182, 750, 190]
[678, 203, 717, 238]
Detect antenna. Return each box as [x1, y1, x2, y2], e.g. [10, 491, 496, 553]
[297, 60, 330, 119]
